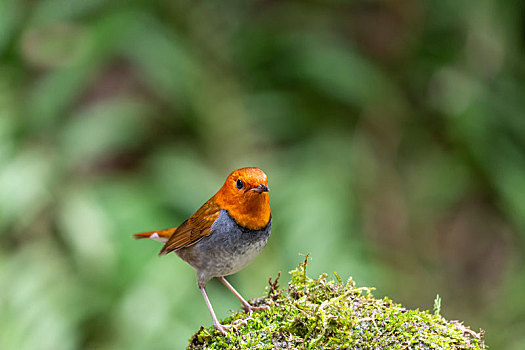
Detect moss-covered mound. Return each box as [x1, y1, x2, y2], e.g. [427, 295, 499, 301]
[189, 258, 485, 349]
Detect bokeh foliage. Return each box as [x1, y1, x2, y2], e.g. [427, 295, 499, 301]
[1, 0, 524, 349]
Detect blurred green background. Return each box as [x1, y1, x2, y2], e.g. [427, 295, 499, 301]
[1, 0, 524, 349]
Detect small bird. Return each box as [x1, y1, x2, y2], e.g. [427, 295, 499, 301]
[133, 167, 271, 334]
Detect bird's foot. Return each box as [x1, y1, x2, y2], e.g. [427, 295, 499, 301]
[242, 303, 270, 314]
[214, 323, 230, 335]
[232, 316, 256, 328]
[214, 317, 254, 335]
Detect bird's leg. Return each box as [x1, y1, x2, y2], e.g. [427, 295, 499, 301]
[199, 286, 229, 335]
[218, 276, 269, 314]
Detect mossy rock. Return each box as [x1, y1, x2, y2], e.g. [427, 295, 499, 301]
[189, 258, 486, 349]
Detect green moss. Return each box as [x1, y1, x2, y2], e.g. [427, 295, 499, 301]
[189, 258, 486, 349]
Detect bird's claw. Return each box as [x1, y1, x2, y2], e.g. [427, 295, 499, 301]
[214, 317, 254, 335]
[243, 303, 270, 314]
[214, 323, 230, 335]
[232, 317, 255, 328]
[232, 319, 247, 328]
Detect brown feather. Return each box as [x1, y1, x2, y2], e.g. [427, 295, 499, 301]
[132, 227, 177, 241]
[158, 198, 221, 255]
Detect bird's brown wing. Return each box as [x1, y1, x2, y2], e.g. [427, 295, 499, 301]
[159, 198, 221, 255]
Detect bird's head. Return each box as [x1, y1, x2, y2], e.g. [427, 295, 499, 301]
[215, 167, 271, 230]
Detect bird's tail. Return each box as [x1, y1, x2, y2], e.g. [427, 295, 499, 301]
[132, 227, 177, 244]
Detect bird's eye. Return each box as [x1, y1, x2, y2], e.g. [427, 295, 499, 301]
[236, 179, 244, 190]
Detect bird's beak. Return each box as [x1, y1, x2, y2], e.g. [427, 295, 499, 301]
[250, 184, 269, 193]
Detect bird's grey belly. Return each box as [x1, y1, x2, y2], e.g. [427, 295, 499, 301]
[176, 209, 271, 286]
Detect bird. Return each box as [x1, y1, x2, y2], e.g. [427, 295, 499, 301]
[132, 167, 272, 334]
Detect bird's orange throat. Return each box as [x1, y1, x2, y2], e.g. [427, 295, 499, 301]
[216, 192, 271, 230]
